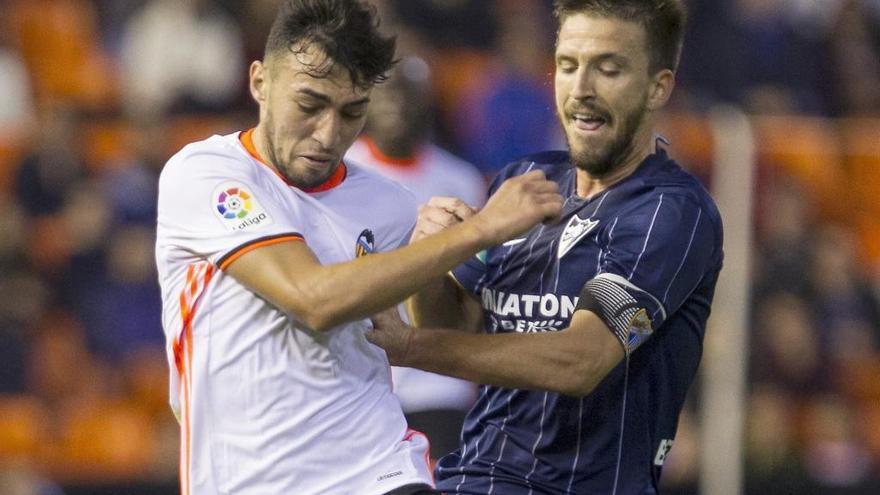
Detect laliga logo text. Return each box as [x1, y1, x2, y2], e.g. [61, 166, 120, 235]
[230, 212, 269, 231]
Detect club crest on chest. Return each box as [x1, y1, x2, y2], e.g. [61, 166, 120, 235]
[355, 229, 375, 258]
[558, 215, 599, 259]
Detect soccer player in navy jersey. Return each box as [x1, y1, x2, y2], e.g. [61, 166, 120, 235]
[366, 1, 724, 493]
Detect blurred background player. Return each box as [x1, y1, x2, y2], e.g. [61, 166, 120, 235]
[347, 56, 485, 208]
[345, 56, 485, 460]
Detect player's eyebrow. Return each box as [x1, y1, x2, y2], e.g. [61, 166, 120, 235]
[295, 88, 331, 102]
[296, 88, 370, 107]
[591, 53, 629, 64]
[555, 51, 629, 64]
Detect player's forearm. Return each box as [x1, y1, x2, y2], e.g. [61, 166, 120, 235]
[396, 325, 608, 397]
[302, 221, 490, 331]
[406, 275, 475, 331]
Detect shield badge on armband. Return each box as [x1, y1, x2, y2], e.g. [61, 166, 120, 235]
[355, 229, 375, 258]
[626, 308, 654, 350]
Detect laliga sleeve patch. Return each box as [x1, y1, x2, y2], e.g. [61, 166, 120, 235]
[211, 182, 274, 232]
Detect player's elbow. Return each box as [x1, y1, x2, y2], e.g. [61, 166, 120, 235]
[276, 290, 340, 333]
[559, 360, 609, 397]
[297, 310, 337, 333]
[564, 376, 602, 398]
[293, 298, 350, 332]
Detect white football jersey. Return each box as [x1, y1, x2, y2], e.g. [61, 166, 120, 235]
[346, 136, 485, 413]
[156, 130, 433, 495]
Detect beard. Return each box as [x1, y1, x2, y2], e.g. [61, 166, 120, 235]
[564, 95, 649, 178]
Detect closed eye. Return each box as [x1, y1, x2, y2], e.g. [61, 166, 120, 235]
[297, 103, 320, 114]
[342, 103, 368, 120]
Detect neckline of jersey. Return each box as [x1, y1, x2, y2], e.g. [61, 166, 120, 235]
[569, 147, 669, 204]
[239, 128, 347, 193]
[361, 136, 423, 169]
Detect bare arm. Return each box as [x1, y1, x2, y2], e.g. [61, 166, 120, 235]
[404, 197, 484, 332]
[368, 310, 625, 397]
[227, 220, 485, 331]
[225, 170, 562, 332]
[406, 274, 483, 332]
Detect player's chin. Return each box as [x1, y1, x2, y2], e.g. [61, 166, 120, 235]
[571, 148, 610, 174]
[287, 164, 334, 188]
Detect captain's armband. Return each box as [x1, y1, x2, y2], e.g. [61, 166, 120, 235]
[575, 273, 664, 355]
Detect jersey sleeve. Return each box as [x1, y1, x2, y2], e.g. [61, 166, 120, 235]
[450, 251, 488, 294]
[577, 193, 720, 355]
[157, 149, 305, 269]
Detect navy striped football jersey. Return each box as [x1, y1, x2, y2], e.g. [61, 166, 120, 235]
[436, 145, 724, 494]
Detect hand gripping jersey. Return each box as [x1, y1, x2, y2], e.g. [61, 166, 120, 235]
[155, 130, 433, 495]
[437, 145, 724, 494]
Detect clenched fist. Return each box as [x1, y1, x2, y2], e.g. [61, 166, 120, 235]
[410, 197, 477, 243]
[471, 170, 563, 245]
[366, 307, 415, 366]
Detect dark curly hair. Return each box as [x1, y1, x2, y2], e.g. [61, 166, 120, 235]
[264, 0, 397, 89]
[553, 0, 686, 73]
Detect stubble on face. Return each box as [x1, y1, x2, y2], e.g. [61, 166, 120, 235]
[257, 46, 370, 189]
[564, 92, 649, 177]
[554, 14, 656, 180]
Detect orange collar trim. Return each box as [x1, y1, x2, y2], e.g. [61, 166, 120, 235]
[363, 136, 420, 168]
[239, 128, 347, 193]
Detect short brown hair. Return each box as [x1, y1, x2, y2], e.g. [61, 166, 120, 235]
[265, 0, 396, 88]
[553, 0, 686, 73]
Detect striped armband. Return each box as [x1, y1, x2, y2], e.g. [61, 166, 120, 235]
[575, 273, 664, 355]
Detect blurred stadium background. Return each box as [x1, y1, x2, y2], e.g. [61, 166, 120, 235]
[1, 0, 879, 493]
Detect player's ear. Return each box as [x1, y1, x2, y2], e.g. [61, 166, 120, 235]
[647, 69, 675, 111]
[250, 60, 268, 104]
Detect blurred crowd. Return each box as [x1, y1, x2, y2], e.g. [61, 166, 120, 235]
[0, 0, 879, 493]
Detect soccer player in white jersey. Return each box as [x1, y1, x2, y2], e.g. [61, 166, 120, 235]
[154, 1, 563, 494]
[345, 56, 486, 460]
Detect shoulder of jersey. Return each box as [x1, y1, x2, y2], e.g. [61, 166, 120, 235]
[644, 156, 718, 210]
[160, 133, 256, 180]
[630, 154, 724, 236]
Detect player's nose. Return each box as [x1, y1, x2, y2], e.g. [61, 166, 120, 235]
[312, 112, 342, 149]
[570, 67, 598, 100]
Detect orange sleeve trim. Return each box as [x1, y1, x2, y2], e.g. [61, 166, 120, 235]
[217, 233, 304, 270]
